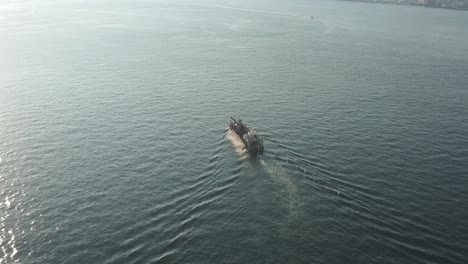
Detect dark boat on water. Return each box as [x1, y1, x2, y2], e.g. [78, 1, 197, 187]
[229, 116, 264, 155]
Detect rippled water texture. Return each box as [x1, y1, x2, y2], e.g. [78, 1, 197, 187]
[1, 0, 468, 263]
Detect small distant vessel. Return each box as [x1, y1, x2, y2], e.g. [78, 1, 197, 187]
[229, 116, 264, 155]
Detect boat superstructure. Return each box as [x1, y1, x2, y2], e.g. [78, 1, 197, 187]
[229, 116, 264, 155]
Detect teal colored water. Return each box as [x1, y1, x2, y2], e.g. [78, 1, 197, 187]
[1, 0, 468, 263]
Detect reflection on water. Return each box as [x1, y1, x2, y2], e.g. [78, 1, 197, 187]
[1, 195, 19, 264]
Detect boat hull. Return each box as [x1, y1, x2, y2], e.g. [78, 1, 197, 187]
[228, 128, 264, 156]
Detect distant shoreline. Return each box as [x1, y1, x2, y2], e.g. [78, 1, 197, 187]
[342, 0, 468, 11]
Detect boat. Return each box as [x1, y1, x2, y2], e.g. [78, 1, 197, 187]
[229, 116, 264, 155]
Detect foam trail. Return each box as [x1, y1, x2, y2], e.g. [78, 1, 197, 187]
[260, 160, 303, 227]
[154, 1, 308, 20]
[0, 18, 102, 32]
[194, 4, 307, 19]
[226, 131, 303, 226]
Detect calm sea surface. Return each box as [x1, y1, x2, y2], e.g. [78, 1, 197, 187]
[1, 0, 468, 263]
